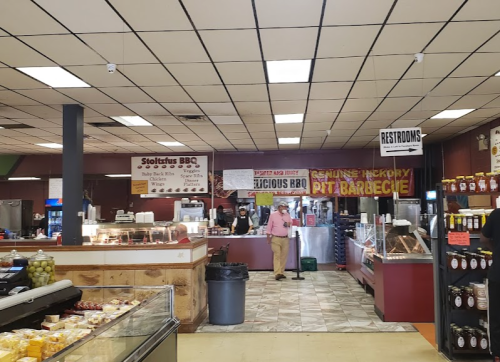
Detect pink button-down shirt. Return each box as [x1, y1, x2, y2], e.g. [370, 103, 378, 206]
[266, 211, 292, 237]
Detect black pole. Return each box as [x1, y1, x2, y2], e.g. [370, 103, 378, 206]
[292, 230, 304, 281]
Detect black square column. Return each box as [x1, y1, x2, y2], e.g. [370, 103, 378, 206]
[62, 104, 84, 245]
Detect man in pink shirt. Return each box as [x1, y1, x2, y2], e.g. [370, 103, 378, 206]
[266, 201, 292, 280]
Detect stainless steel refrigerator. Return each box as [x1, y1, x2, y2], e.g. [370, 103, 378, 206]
[0, 200, 33, 236]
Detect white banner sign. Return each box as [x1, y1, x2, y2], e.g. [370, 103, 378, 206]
[223, 169, 254, 190]
[491, 126, 500, 172]
[49, 178, 63, 199]
[237, 169, 310, 198]
[379, 127, 423, 157]
[131, 156, 208, 195]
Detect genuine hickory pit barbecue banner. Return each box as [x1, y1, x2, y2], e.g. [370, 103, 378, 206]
[309, 168, 414, 197]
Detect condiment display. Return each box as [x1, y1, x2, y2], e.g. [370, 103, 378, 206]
[444, 171, 500, 194]
[451, 324, 490, 351]
[445, 212, 489, 232]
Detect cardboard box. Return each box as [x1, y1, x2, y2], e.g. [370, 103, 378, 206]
[468, 195, 492, 208]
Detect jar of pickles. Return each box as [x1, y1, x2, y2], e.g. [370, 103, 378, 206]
[466, 176, 476, 192]
[28, 250, 56, 288]
[476, 172, 487, 192]
[449, 179, 458, 193]
[457, 176, 467, 193]
[0, 250, 27, 267]
[487, 172, 499, 192]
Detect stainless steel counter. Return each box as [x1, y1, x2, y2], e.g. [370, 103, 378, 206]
[373, 253, 433, 264]
[298, 226, 334, 264]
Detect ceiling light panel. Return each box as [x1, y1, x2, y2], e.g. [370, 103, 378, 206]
[157, 141, 185, 147]
[111, 116, 152, 127]
[36, 143, 63, 148]
[105, 174, 132, 178]
[17, 67, 90, 88]
[278, 137, 300, 145]
[8, 177, 41, 180]
[275, 114, 304, 124]
[431, 109, 475, 119]
[267, 60, 312, 83]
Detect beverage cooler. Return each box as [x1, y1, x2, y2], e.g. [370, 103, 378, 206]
[45, 199, 62, 238]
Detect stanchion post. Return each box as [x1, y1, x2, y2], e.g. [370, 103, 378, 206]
[292, 230, 304, 281]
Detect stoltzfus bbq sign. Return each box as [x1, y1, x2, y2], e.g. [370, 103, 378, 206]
[131, 156, 208, 194]
[237, 169, 310, 198]
[309, 168, 414, 197]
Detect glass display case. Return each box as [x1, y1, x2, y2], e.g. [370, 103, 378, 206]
[46, 285, 178, 362]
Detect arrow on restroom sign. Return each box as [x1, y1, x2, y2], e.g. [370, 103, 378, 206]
[379, 128, 423, 157]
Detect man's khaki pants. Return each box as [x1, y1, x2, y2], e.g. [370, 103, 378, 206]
[271, 236, 290, 276]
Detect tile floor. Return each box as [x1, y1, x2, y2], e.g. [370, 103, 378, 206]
[197, 270, 416, 333]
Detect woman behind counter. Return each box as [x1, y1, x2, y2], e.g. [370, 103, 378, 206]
[232, 207, 253, 235]
[215, 205, 228, 228]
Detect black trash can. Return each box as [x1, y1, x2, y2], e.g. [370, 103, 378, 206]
[205, 262, 249, 325]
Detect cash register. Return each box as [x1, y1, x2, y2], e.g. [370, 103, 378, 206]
[0, 262, 31, 296]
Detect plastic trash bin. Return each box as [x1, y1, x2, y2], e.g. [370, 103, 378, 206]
[206, 262, 249, 325]
[301, 257, 318, 271]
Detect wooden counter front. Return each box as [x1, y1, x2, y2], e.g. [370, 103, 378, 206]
[0, 239, 208, 333]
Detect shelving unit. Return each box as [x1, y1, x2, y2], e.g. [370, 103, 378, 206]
[434, 183, 491, 360]
[333, 213, 359, 270]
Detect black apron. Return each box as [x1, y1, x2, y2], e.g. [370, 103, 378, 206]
[235, 215, 250, 235]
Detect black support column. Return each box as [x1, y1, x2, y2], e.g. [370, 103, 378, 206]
[62, 104, 84, 245]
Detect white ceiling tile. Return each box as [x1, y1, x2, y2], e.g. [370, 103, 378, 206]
[142, 86, 191, 103]
[419, 96, 461, 111]
[359, 55, 412, 81]
[302, 131, 328, 139]
[318, 26, 380, 58]
[261, 28, 319, 61]
[216, 62, 266, 84]
[79, 33, 157, 64]
[210, 116, 242, 125]
[454, 0, 500, 21]
[342, 98, 380, 112]
[226, 85, 269, 102]
[255, 0, 323, 27]
[86, 103, 136, 116]
[303, 122, 331, 131]
[0, 91, 42, 106]
[34, 0, 130, 33]
[406, 53, 469, 78]
[14, 119, 58, 128]
[377, 97, 420, 112]
[166, 63, 221, 86]
[429, 21, 500, 53]
[184, 86, 230, 102]
[58, 88, 115, 104]
[305, 113, 337, 123]
[235, 102, 272, 115]
[310, 82, 351, 100]
[478, 32, 500, 53]
[183, 0, 256, 29]
[335, 112, 370, 122]
[482, 97, 500, 109]
[275, 124, 303, 133]
[0, 106, 38, 118]
[363, 120, 394, 128]
[12, 105, 60, 118]
[470, 77, 500, 95]
[100, 87, 153, 103]
[144, 116, 181, 126]
[354, 129, 380, 137]
[126, 126, 164, 135]
[389, 78, 442, 97]
[399, 110, 439, 120]
[451, 53, 500, 77]
[0, 38, 54, 67]
[200, 30, 261, 62]
[124, 103, 169, 116]
[0, 0, 70, 35]
[161, 103, 203, 115]
[449, 117, 487, 127]
[107, 0, 192, 31]
[241, 115, 273, 124]
[198, 103, 237, 116]
[66, 65, 134, 87]
[313, 57, 364, 82]
[307, 100, 343, 113]
[157, 125, 192, 134]
[366, 111, 404, 121]
[389, 0, 464, 23]
[323, 0, 394, 26]
[16, 89, 74, 105]
[269, 84, 309, 101]
[139, 32, 209, 63]
[447, 94, 497, 109]
[120, 64, 177, 87]
[272, 100, 307, 114]
[246, 123, 275, 132]
[350, 80, 397, 98]
[391, 119, 423, 127]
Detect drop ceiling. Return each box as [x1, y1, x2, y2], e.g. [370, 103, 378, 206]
[0, 0, 499, 154]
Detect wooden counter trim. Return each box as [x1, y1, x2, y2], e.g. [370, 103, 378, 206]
[179, 305, 207, 333]
[56, 255, 209, 271]
[0, 238, 207, 252]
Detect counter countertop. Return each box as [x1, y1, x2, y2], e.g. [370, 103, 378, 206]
[207, 234, 296, 238]
[373, 253, 433, 264]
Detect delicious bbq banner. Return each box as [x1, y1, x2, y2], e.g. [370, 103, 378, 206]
[237, 169, 310, 198]
[309, 168, 414, 197]
[131, 156, 208, 194]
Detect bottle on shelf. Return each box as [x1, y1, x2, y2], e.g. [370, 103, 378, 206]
[450, 179, 458, 193]
[487, 172, 498, 192]
[476, 172, 487, 193]
[457, 176, 467, 193]
[466, 176, 477, 193]
[443, 179, 449, 192]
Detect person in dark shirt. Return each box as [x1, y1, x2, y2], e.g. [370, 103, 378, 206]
[481, 209, 500, 362]
[215, 205, 228, 228]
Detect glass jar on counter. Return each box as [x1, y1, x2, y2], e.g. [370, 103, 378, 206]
[453, 327, 466, 349]
[476, 172, 487, 192]
[466, 176, 477, 193]
[0, 250, 28, 267]
[449, 179, 458, 193]
[463, 327, 478, 349]
[475, 329, 489, 351]
[457, 176, 467, 193]
[28, 250, 56, 288]
[487, 172, 499, 192]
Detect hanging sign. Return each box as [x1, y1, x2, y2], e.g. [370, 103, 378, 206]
[131, 156, 208, 194]
[491, 126, 500, 172]
[237, 169, 310, 198]
[379, 127, 423, 157]
[255, 193, 273, 206]
[309, 168, 414, 197]
[448, 232, 470, 246]
[223, 169, 254, 190]
[49, 178, 63, 199]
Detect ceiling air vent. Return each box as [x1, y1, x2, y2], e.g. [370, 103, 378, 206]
[87, 122, 126, 128]
[0, 124, 35, 129]
[177, 115, 210, 123]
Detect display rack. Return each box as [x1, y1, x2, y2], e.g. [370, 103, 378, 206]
[434, 183, 491, 360]
[333, 213, 359, 270]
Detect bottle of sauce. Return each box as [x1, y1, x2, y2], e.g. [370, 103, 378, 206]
[450, 287, 463, 309]
[447, 252, 459, 270]
[462, 287, 475, 309]
[449, 214, 455, 231]
[473, 215, 480, 232]
[476, 172, 487, 192]
[466, 176, 477, 193]
[465, 252, 478, 270]
[481, 214, 487, 229]
[466, 214, 473, 232]
[442, 180, 449, 192]
[458, 253, 468, 270]
[487, 172, 498, 192]
[449, 179, 458, 193]
[475, 329, 489, 351]
[457, 176, 467, 193]
[456, 215, 463, 232]
[463, 327, 478, 349]
[453, 327, 466, 349]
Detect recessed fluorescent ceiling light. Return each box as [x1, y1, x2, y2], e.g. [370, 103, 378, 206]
[421, 134, 428, 138]
[275, 114, 304, 124]
[8, 177, 40, 181]
[431, 109, 475, 119]
[158, 141, 185, 147]
[267, 60, 311, 83]
[16, 67, 90, 88]
[496, 71, 500, 76]
[36, 143, 63, 149]
[278, 137, 300, 145]
[111, 116, 152, 127]
[105, 174, 131, 178]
